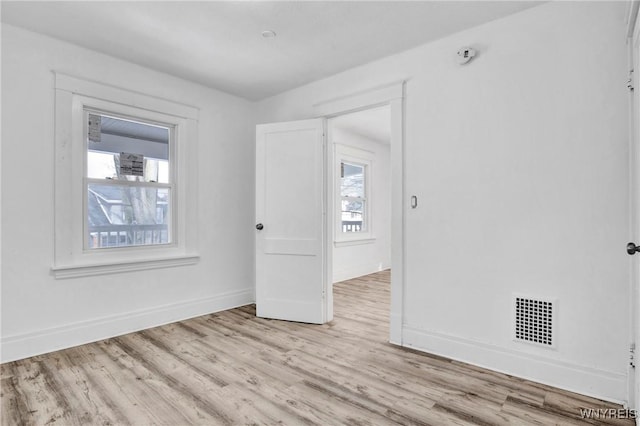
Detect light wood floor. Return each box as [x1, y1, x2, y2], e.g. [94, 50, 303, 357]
[1, 270, 634, 425]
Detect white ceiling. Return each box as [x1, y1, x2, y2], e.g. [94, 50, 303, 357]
[332, 105, 391, 145]
[1, 1, 541, 101]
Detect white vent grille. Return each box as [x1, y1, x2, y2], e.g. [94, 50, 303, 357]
[514, 296, 555, 347]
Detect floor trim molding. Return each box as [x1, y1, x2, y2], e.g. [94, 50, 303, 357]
[402, 324, 628, 405]
[333, 263, 390, 284]
[1, 288, 254, 363]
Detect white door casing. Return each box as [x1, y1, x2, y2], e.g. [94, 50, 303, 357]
[255, 119, 328, 324]
[314, 81, 405, 344]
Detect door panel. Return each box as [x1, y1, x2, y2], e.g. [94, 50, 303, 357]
[632, 24, 640, 410]
[256, 119, 326, 324]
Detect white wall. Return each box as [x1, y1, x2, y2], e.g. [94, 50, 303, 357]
[257, 2, 631, 403]
[331, 127, 390, 283]
[1, 25, 256, 362]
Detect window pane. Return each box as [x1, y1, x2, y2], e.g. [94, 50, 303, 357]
[87, 151, 117, 180]
[87, 113, 170, 183]
[341, 199, 365, 233]
[340, 162, 364, 198]
[87, 184, 170, 249]
[87, 153, 169, 184]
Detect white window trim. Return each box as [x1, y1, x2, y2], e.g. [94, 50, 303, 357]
[334, 143, 374, 245]
[52, 73, 200, 278]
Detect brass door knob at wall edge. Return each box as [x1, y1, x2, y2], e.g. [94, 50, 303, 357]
[256, 223, 264, 230]
[627, 242, 640, 255]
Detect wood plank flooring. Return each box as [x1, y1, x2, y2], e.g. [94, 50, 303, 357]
[1, 270, 635, 425]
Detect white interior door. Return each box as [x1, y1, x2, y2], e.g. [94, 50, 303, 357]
[630, 21, 640, 409]
[255, 119, 327, 324]
[630, 21, 640, 410]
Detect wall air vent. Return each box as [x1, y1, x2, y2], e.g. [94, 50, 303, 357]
[513, 295, 556, 348]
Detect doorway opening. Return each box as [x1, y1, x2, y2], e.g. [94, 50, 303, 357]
[313, 81, 404, 341]
[327, 106, 392, 330]
[255, 82, 403, 339]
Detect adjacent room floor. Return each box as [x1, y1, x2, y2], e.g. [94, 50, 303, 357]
[1, 270, 633, 425]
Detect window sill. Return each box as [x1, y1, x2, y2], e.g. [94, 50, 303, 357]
[51, 254, 200, 279]
[334, 238, 376, 248]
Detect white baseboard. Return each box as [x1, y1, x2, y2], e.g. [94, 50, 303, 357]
[402, 324, 628, 405]
[333, 262, 390, 283]
[1, 288, 254, 363]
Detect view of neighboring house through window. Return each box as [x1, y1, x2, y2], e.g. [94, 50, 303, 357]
[86, 112, 172, 249]
[340, 161, 366, 233]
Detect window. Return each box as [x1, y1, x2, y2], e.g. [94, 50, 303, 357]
[53, 74, 199, 278]
[340, 162, 367, 233]
[335, 144, 373, 244]
[85, 112, 172, 249]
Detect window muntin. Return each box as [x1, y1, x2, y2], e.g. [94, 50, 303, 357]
[84, 111, 173, 250]
[340, 161, 367, 233]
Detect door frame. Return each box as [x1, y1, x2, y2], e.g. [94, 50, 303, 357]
[314, 81, 405, 343]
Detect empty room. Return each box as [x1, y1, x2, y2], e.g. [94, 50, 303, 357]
[2, 1, 640, 425]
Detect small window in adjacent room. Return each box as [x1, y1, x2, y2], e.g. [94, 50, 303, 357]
[335, 144, 373, 244]
[340, 161, 367, 233]
[85, 112, 172, 249]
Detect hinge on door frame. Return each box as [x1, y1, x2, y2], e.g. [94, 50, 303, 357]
[628, 69, 635, 91]
[631, 343, 636, 368]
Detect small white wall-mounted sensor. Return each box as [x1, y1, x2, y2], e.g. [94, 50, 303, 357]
[457, 47, 476, 65]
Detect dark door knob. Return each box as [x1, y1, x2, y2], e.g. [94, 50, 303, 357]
[627, 242, 640, 255]
[256, 223, 264, 230]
